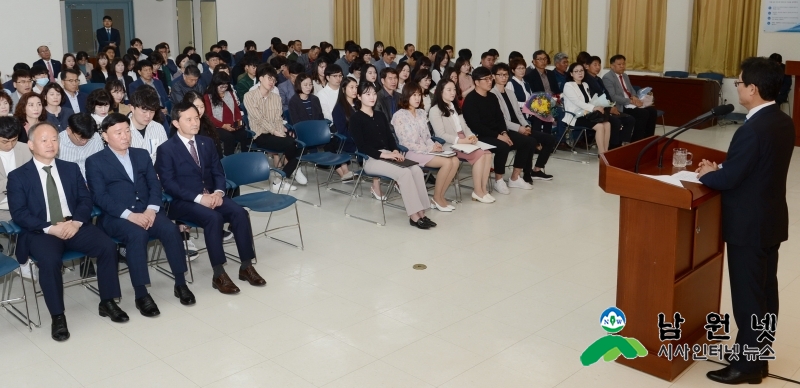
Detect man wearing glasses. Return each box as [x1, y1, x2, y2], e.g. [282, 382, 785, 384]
[57, 113, 104, 179]
[318, 64, 344, 121]
[60, 69, 87, 113]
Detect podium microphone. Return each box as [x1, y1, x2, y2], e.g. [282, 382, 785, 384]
[634, 104, 734, 173]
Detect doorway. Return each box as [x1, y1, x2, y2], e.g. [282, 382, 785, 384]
[65, 0, 134, 56]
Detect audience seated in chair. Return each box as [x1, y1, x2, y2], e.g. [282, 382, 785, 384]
[128, 60, 169, 112]
[317, 64, 343, 121]
[562, 62, 612, 154]
[171, 64, 204, 106]
[204, 72, 246, 156]
[128, 87, 169, 163]
[8, 122, 126, 342]
[10, 70, 33, 112]
[602, 54, 657, 141]
[583, 56, 636, 148]
[523, 50, 562, 136]
[42, 82, 73, 133]
[235, 53, 259, 101]
[0, 117, 33, 221]
[13, 92, 47, 143]
[278, 62, 304, 112]
[90, 53, 110, 84]
[182, 91, 224, 158]
[57, 113, 104, 178]
[32, 45, 61, 82]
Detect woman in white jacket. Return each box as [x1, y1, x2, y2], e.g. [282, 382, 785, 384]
[561, 63, 611, 154]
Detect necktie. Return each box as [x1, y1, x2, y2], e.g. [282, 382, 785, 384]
[188, 140, 200, 167]
[619, 74, 631, 98]
[42, 166, 64, 225]
[46, 61, 55, 82]
[107, 29, 111, 40]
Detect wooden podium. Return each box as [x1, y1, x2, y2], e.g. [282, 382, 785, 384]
[599, 136, 727, 381]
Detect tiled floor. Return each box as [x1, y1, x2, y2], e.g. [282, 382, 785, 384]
[2, 124, 800, 387]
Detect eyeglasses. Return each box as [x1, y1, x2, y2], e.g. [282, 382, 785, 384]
[478, 76, 493, 82]
[733, 80, 744, 87]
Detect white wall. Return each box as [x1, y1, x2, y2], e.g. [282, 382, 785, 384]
[133, 0, 179, 55]
[1, 0, 64, 81]
[216, 0, 333, 53]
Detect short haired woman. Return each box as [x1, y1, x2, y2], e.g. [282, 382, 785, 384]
[42, 83, 73, 132]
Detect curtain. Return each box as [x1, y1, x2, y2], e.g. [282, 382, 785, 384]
[334, 0, 360, 48]
[373, 0, 405, 50]
[539, 0, 588, 61]
[689, 0, 760, 77]
[417, 0, 456, 54]
[606, 0, 667, 72]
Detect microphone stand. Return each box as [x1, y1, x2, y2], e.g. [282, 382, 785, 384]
[633, 115, 710, 173]
[656, 116, 715, 168]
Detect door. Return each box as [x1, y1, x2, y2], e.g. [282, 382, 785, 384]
[65, 0, 134, 56]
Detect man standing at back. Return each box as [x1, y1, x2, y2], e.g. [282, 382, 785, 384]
[698, 57, 795, 385]
[96, 15, 121, 57]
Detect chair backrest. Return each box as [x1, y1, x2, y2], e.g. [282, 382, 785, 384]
[293, 120, 332, 148]
[79, 83, 105, 95]
[697, 72, 724, 84]
[664, 71, 689, 78]
[220, 152, 272, 186]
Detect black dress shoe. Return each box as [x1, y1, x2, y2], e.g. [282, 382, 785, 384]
[135, 294, 161, 317]
[409, 218, 430, 230]
[98, 299, 130, 323]
[706, 365, 762, 385]
[51, 314, 70, 342]
[421, 217, 437, 227]
[725, 354, 769, 378]
[174, 285, 196, 305]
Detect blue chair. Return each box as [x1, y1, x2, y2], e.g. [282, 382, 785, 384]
[664, 71, 689, 78]
[697, 72, 724, 84]
[79, 83, 105, 95]
[291, 120, 355, 207]
[555, 111, 596, 155]
[220, 152, 303, 249]
[344, 152, 404, 226]
[0, 250, 32, 331]
[161, 192, 236, 268]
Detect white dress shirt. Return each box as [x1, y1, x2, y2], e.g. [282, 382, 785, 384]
[746, 101, 776, 120]
[32, 158, 74, 233]
[175, 133, 224, 203]
[65, 90, 81, 113]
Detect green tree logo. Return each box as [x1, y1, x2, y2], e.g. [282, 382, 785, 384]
[580, 307, 648, 366]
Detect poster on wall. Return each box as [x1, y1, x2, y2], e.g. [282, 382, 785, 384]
[763, 0, 800, 32]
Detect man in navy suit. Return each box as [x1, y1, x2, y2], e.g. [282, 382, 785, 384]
[86, 113, 196, 313]
[8, 122, 128, 342]
[32, 46, 61, 83]
[698, 57, 795, 385]
[201, 52, 221, 88]
[155, 102, 265, 294]
[128, 61, 169, 112]
[60, 69, 87, 113]
[96, 15, 121, 57]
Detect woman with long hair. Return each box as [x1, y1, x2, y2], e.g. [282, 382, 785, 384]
[454, 57, 475, 102]
[319, 41, 336, 63]
[371, 41, 384, 63]
[431, 50, 450, 85]
[311, 57, 329, 94]
[183, 91, 223, 158]
[429, 79, 494, 202]
[90, 53, 110, 83]
[350, 82, 436, 229]
[105, 79, 131, 115]
[123, 54, 139, 81]
[411, 56, 432, 81]
[396, 62, 411, 93]
[13, 93, 47, 142]
[62, 53, 87, 85]
[42, 83, 73, 132]
[204, 72, 246, 156]
[391, 82, 459, 212]
[107, 57, 134, 95]
[359, 63, 381, 92]
[412, 70, 433, 113]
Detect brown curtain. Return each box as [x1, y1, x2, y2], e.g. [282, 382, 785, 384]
[334, 0, 360, 48]
[690, 0, 760, 77]
[606, 0, 667, 72]
[539, 0, 588, 61]
[417, 0, 456, 54]
[373, 0, 405, 50]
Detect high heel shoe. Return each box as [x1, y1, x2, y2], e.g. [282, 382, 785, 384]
[472, 192, 495, 203]
[431, 199, 454, 212]
[370, 188, 386, 201]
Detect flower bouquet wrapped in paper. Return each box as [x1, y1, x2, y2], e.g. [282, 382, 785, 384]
[522, 92, 561, 122]
[589, 93, 615, 108]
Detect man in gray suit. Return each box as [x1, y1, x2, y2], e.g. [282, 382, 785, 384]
[0, 117, 33, 221]
[10, 70, 33, 112]
[602, 54, 657, 141]
[296, 46, 320, 75]
[374, 46, 398, 75]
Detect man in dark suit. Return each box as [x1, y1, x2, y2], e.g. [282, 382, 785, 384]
[96, 15, 121, 57]
[698, 57, 795, 385]
[584, 56, 636, 148]
[60, 69, 87, 114]
[32, 46, 61, 83]
[375, 68, 400, 122]
[602, 54, 657, 142]
[155, 102, 265, 294]
[8, 122, 128, 342]
[524, 50, 563, 139]
[86, 113, 196, 313]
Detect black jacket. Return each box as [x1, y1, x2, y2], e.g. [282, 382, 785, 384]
[524, 67, 561, 94]
[699, 104, 795, 247]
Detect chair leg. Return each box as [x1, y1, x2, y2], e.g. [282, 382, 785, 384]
[1, 271, 33, 331]
[29, 261, 42, 328]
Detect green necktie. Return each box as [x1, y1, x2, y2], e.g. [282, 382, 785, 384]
[42, 166, 64, 225]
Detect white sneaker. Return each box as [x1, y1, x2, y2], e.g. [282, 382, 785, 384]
[293, 169, 308, 185]
[185, 238, 199, 261]
[341, 171, 355, 183]
[272, 180, 298, 193]
[508, 177, 533, 190]
[493, 179, 510, 194]
[19, 259, 38, 282]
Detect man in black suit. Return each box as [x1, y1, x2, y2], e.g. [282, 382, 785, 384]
[86, 113, 196, 312]
[32, 46, 61, 83]
[375, 68, 400, 122]
[584, 56, 636, 148]
[155, 102, 265, 294]
[8, 122, 128, 342]
[96, 15, 121, 57]
[524, 50, 563, 139]
[698, 57, 795, 385]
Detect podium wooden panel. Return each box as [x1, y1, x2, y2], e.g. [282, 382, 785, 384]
[783, 60, 800, 146]
[628, 75, 719, 129]
[599, 136, 727, 381]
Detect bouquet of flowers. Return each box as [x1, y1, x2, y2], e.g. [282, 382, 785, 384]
[522, 92, 562, 122]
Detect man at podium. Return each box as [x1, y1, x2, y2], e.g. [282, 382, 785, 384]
[697, 57, 795, 385]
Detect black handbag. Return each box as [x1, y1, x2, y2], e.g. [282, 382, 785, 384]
[584, 110, 608, 124]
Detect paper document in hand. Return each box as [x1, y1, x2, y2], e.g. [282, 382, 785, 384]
[640, 174, 684, 187]
[424, 150, 456, 157]
[671, 170, 702, 184]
